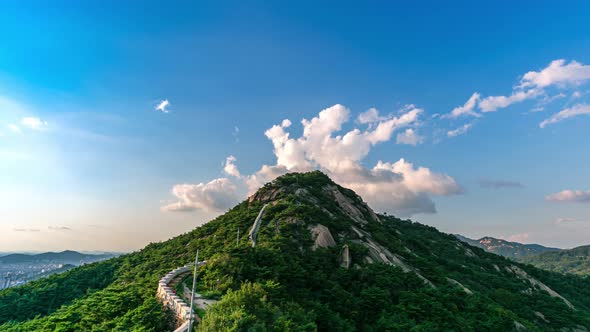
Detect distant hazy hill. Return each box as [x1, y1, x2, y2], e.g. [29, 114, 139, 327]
[455, 235, 560, 259]
[522, 245, 590, 275]
[0, 250, 117, 265]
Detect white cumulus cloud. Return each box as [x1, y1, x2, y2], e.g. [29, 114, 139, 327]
[163, 104, 462, 217]
[519, 59, 590, 89]
[546, 189, 590, 203]
[223, 155, 241, 177]
[161, 178, 240, 213]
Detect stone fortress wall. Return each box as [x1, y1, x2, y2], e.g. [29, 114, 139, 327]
[156, 265, 194, 332]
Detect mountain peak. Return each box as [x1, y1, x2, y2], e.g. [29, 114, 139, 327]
[247, 171, 380, 226]
[248, 171, 334, 203]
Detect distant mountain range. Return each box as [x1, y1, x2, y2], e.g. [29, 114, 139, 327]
[521, 245, 590, 276]
[454, 235, 560, 259]
[0, 250, 118, 265]
[455, 235, 590, 276]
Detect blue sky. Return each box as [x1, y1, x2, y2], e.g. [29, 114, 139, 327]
[1, 1, 589, 251]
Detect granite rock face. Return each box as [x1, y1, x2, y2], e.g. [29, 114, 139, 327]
[308, 224, 336, 250]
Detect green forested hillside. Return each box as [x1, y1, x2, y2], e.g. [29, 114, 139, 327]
[1, 171, 589, 331]
[522, 245, 590, 276]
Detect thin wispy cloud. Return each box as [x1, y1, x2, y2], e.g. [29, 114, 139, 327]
[540, 103, 590, 128]
[447, 123, 473, 137]
[443, 92, 481, 119]
[13, 228, 41, 232]
[396, 128, 423, 146]
[442, 59, 590, 132]
[554, 217, 577, 225]
[232, 126, 240, 142]
[479, 179, 524, 189]
[155, 99, 170, 113]
[48, 226, 71, 231]
[7, 124, 21, 134]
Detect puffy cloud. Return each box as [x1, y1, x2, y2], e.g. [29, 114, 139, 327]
[164, 104, 461, 217]
[444, 92, 481, 118]
[245, 164, 289, 194]
[161, 178, 240, 213]
[264, 104, 423, 174]
[396, 128, 423, 146]
[447, 123, 473, 137]
[478, 88, 541, 113]
[540, 103, 590, 128]
[155, 99, 170, 113]
[546, 189, 590, 203]
[479, 179, 524, 189]
[519, 59, 590, 89]
[21, 117, 47, 130]
[357, 107, 386, 124]
[223, 155, 240, 177]
[337, 168, 437, 215]
[376, 159, 462, 195]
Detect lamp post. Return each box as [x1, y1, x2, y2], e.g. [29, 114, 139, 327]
[188, 250, 199, 331]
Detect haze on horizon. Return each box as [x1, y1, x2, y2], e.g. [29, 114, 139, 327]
[1, 1, 589, 252]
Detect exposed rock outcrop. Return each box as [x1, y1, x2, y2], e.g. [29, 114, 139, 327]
[323, 185, 378, 225]
[351, 225, 435, 287]
[534, 311, 549, 323]
[506, 265, 574, 309]
[514, 321, 527, 331]
[340, 244, 350, 269]
[446, 278, 473, 295]
[309, 224, 336, 250]
[248, 188, 284, 204]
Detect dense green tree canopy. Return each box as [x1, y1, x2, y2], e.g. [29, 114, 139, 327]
[1, 172, 589, 331]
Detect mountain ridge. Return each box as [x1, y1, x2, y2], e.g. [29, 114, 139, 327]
[0, 171, 589, 331]
[454, 234, 560, 259]
[0, 250, 117, 265]
[522, 245, 590, 276]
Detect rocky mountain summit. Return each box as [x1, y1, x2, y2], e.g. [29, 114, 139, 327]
[1, 171, 590, 331]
